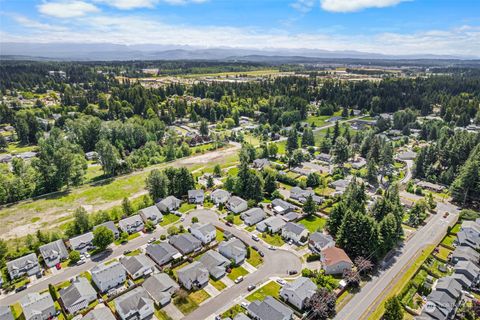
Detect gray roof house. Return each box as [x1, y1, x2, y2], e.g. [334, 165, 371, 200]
[83, 306, 116, 320]
[114, 287, 154, 320]
[39, 239, 69, 268]
[120, 254, 155, 280]
[279, 277, 317, 310]
[252, 158, 270, 170]
[146, 243, 182, 266]
[234, 314, 251, 320]
[241, 208, 267, 226]
[256, 216, 287, 234]
[69, 232, 94, 254]
[289, 187, 323, 204]
[7, 253, 41, 279]
[281, 222, 309, 245]
[91, 261, 126, 293]
[454, 220, 480, 249]
[118, 215, 144, 234]
[139, 205, 163, 225]
[453, 260, 480, 289]
[156, 196, 181, 213]
[21, 292, 56, 320]
[59, 277, 97, 314]
[142, 273, 179, 306]
[271, 199, 296, 215]
[226, 196, 248, 214]
[199, 250, 231, 279]
[435, 277, 463, 300]
[316, 153, 332, 163]
[451, 245, 479, 265]
[177, 261, 209, 290]
[309, 232, 335, 253]
[210, 189, 231, 205]
[0, 306, 13, 320]
[188, 189, 205, 204]
[420, 287, 462, 320]
[219, 238, 247, 265]
[247, 296, 293, 320]
[190, 223, 217, 244]
[93, 221, 119, 239]
[169, 233, 202, 255]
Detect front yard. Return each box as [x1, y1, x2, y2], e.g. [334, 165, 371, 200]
[227, 266, 249, 281]
[247, 250, 263, 267]
[160, 214, 180, 226]
[260, 233, 285, 246]
[246, 281, 281, 302]
[298, 215, 327, 233]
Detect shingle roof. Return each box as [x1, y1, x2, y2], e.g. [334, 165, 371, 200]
[321, 247, 352, 266]
[281, 277, 317, 302]
[120, 254, 155, 276]
[139, 205, 162, 220]
[83, 306, 116, 320]
[169, 233, 202, 254]
[191, 223, 216, 237]
[142, 273, 179, 303]
[21, 292, 55, 320]
[247, 296, 293, 320]
[309, 232, 334, 248]
[69, 232, 94, 249]
[59, 277, 96, 310]
[115, 287, 153, 319]
[283, 222, 306, 236]
[91, 261, 125, 282]
[6, 253, 38, 274]
[39, 239, 68, 263]
[188, 189, 204, 197]
[145, 242, 180, 265]
[93, 221, 119, 235]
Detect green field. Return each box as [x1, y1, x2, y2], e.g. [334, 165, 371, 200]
[298, 215, 327, 233]
[246, 281, 281, 302]
[247, 249, 263, 267]
[260, 233, 285, 246]
[227, 266, 249, 281]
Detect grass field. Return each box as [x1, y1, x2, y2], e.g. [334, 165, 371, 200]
[210, 279, 227, 291]
[260, 233, 285, 246]
[227, 266, 249, 281]
[247, 249, 263, 267]
[246, 281, 281, 302]
[189, 289, 211, 304]
[298, 215, 327, 233]
[179, 203, 196, 213]
[221, 304, 245, 319]
[159, 214, 180, 226]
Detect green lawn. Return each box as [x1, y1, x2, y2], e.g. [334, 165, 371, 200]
[221, 304, 245, 319]
[441, 235, 456, 247]
[124, 248, 142, 256]
[436, 246, 452, 261]
[179, 203, 196, 213]
[215, 229, 224, 242]
[154, 307, 173, 320]
[227, 266, 249, 281]
[160, 214, 180, 226]
[246, 281, 281, 302]
[233, 215, 243, 226]
[189, 289, 211, 304]
[260, 233, 285, 246]
[11, 303, 25, 320]
[449, 224, 461, 234]
[247, 249, 263, 267]
[210, 279, 227, 291]
[298, 215, 327, 233]
[173, 295, 198, 315]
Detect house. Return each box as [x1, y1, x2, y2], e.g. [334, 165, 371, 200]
[396, 151, 417, 161]
[114, 287, 154, 320]
[226, 196, 248, 214]
[350, 157, 367, 169]
[169, 233, 202, 255]
[453, 260, 480, 289]
[279, 277, 317, 310]
[219, 238, 247, 265]
[118, 215, 144, 234]
[435, 277, 463, 300]
[139, 205, 163, 226]
[326, 116, 342, 123]
[454, 220, 480, 249]
[146, 243, 182, 266]
[234, 314, 251, 320]
[156, 196, 181, 213]
[142, 273, 179, 306]
[256, 216, 287, 234]
[7, 253, 41, 279]
[416, 181, 445, 193]
[93, 221, 119, 239]
[83, 306, 116, 320]
[271, 199, 296, 215]
[69, 232, 94, 254]
[241, 208, 267, 226]
[289, 187, 323, 204]
[120, 254, 155, 280]
[420, 288, 462, 320]
[451, 245, 479, 265]
[281, 222, 309, 245]
[85, 151, 98, 161]
[0, 306, 13, 320]
[21, 292, 56, 320]
[316, 153, 332, 163]
[199, 250, 231, 279]
[309, 232, 335, 253]
[252, 158, 270, 170]
[321, 247, 353, 275]
[283, 211, 300, 222]
[330, 178, 351, 195]
[188, 189, 205, 204]
[177, 261, 209, 290]
[39, 239, 68, 268]
[211, 189, 231, 205]
[91, 261, 126, 293]
[59, 277, 97, 314]
[190, 223, 216, 244]
[247, 296, 293, 320]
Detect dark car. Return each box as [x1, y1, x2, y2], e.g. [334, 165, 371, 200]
[15, 285, 27, 292]
[247, 285, 256, 291]
[288, 270, 298, 275]
[258, 251, 265, 257]
[225, 221, 233, 227]
[251, 246, 259, 251]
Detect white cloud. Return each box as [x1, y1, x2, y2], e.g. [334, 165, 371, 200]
[12, 15, 69, 31]
[93, 0, 207, 9]
[290, 0, 316, 14]
[320, 0, 410, 13]
[38, 1, 99, 18]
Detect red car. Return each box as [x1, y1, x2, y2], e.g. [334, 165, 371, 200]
[55, 263, 62, 270]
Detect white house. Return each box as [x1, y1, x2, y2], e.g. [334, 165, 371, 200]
[60, 277, 97, 314]
[21, 292, 56, 320]
[6, 253, 41, 280]
[281, 222, 309, 245]
[188, 190, 205, 204]
[308, 232, 335, 253]
[91, 261, 126, 293]
[226, 196, 248, 214]
[118, 215, 144, 234]
[256, 216, 286, 233]
[142, 273, 179, 306]
[219, 238, 247, 265]
[177, 261, 209, 290]
[120, 254, 155, 280]
[139, 205, 163, 225]
[279, 277, 317, 310]
[190, 223, 216, 244]
[240, 207, 266, 226]
[115, 287, 154, 320]
[321, 247, 353, 275]
[210, 189, 231, 205]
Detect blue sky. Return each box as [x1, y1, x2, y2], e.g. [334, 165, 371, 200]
[1, 0, 479, 56]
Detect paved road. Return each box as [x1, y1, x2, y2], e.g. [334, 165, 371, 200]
[335, 201, 459, 320]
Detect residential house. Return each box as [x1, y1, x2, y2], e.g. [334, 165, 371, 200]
[120, 254, 155, 280]
[396, 151, 417, 161]
[139, 205, 163, 226]
[241, 208, 267, 226]
[69, 232, 94, 254]
[247, 296, 293, 320]
[279, 277, 317, 310]
[59, 277, 97, 314]
[85, 151, 98, 161]
[451, 246, 479, 265]
[0, 306, 13, 320]
[283, 211, 300, 222]
[114, 287, 154, 320]
[252, 158, 270, 170]
[169, 234, 202, 255]
[226, 196, 248, 214]
[156, 196, 181, 213]
[145, 243, 182, 266]
[190, 223, 217, 244]
[233, 314, 251, 320]
[91, 261, 126, 293]
[289, 187, 323, 204]
[416, 181, 445, 193]
[256, 216, 286, 234]
[199, 250, 230, 279]
[281, 222, 309, 245]
[435, 277, 463, 300]
[321, 247, 353, 275]
[177, 261, 209, 290]
[210, 189, 231, 205]
[93, 221, 119, 239]
[118, 215, 144, 234]
[7, 253, 40, 279]
[188, 189, 205, 204]
[83, 306, 116, 320]
[219, 238, 247, 265]
[309, 232, 335, 253]
[454, 220, 480, 249]
[142, 273, 179, 306]
[350, 157, 367, 169]
[271, 199, 296, 215]
[316, 153, 332, 163]
[39, 239, 68, 268]
[420, 287, 462, 320]
[21, 292, 56, 320]
[453, 261, 480, 289]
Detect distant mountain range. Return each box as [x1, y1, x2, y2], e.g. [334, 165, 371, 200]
[1, 42, 479, 62]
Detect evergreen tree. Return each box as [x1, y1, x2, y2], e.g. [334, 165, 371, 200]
[287, 128, 298, 153]
[301, 128, 315, 147]
[383, 296, 403, 320]
[303, 195, 317, 216]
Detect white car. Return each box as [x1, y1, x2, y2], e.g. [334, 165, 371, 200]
[234, 276, 244, 284]
[84, 252, 91, 258]
[241, 302, 249, 309]
[77, 257, 86, 265]
[269, 245, 276, 250]
[276, 279, 286, 286]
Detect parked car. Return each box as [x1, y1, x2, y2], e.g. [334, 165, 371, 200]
[269, 245, 276, 250]
[234, 276, 244, 284]
[225, 221, 233, 227]
[55, 263, 62, 270]
[123, 250, 131, 255]
[148, 237, 156, 244]
[247, 285, 256, 291]
[15, 285, 27, 292]
[258, 251, 264, 257]
[276, 279, 286, 286]
[288, 239, 293, 245]
[252, 235, 259, 241]
[251, 245, 259, 251]
[288, 270, 298, 275]
[241, 301, 249, 309]
[77, 257, 86, 265]
[174, 211, 182, 217]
